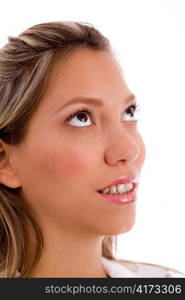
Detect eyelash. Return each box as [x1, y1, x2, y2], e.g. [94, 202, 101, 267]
[66, 106, 95, 124]
[65, 103, 139, 128]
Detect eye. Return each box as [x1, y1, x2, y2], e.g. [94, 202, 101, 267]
[65, 103, 140, 128]
[122, 104, 140, 122]
[66, 107, 94, 127]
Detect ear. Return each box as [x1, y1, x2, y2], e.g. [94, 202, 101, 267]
[0, 140, 22, 188]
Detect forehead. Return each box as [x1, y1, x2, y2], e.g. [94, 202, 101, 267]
[26, 48, 131, 128]
[41, 48, 130, 106]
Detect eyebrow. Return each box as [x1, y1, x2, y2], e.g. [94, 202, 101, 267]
[56, 93, 136, 113]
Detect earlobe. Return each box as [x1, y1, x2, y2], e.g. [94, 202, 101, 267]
[0, 141, 22, 188]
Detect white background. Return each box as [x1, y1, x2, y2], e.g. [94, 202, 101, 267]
[0, 0, 185, 273]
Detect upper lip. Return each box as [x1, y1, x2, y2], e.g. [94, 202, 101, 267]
[98, 175, 140, 191]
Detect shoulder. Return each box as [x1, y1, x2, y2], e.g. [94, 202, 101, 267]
[102, 257, 185, 278]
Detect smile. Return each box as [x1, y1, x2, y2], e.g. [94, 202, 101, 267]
[98, 184, 137, 205]
[99, 183, 133, 195]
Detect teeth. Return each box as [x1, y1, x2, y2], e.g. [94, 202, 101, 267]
[102, 187, 109, 194]
[101, 183, 133, 194]
[117, 184, 127, 194]
[109, 185, 117, 194]
[125, 183, 133, 192]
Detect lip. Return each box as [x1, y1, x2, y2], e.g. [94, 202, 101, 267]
[98, 185, 137, 205]
[97, 175, 140, 192]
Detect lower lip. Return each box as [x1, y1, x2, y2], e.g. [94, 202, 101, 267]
[98, 186, 137, 205]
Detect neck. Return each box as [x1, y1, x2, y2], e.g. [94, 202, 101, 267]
[28, 225, 108, 278]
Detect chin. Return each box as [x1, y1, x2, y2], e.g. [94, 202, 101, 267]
[108, 224, 135, 236]
[97, 218, 136, 236]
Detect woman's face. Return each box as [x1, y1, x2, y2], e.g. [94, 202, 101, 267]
[11, 48, 145, 235]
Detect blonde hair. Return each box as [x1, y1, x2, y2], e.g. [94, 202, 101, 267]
[0, 21, 117, 277]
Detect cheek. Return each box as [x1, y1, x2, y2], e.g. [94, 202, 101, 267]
[53, 149, 90, 177]
[19, 140, 95, 207]
[33, 142, 94, 181]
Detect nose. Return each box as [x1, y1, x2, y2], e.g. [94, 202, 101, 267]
[104, 125, 140, 166]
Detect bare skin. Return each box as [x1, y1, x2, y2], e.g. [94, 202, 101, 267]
[0, 48, 145, 277]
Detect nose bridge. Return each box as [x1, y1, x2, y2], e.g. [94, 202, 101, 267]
[104, 124, 140, 165]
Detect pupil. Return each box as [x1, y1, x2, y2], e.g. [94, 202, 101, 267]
[128, 107, 134, 117]
[77, 112, 87, 122]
